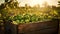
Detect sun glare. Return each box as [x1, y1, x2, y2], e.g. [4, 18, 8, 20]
[29, 0, 44, 7]
[18, 0, 58, 7]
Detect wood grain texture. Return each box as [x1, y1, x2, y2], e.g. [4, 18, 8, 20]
[18, 19, 59, 34]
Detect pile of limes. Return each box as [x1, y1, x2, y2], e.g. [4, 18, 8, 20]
[8, 13, 54, 24]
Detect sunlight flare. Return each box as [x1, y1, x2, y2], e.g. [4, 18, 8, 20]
[17, 0, 58, 7]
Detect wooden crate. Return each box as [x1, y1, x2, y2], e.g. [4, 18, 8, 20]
[18, 19, 59, 34]
[0, 22, 5, 34]
[5, 19, 59, 34]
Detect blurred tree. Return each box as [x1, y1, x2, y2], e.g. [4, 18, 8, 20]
[33, 4, 40, 8]
[43, 2, 49, 7]
[58, 1, 60, 5]
[42, 1, 51, 11]
[0, 0, 19, 17]
[5, 0, 8, 2]
[57, 1, 60, 18]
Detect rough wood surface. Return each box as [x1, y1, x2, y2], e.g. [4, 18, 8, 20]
[18, 19, 59, 34]
[4, 19, 59, 34]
